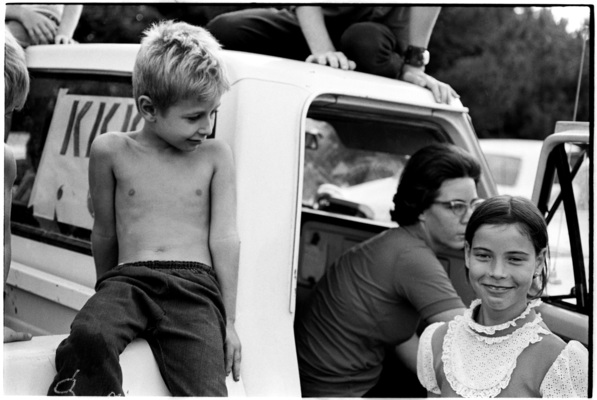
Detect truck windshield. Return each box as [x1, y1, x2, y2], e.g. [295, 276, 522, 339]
[302, 114, 446, 223]
[7, 72, 134, 253]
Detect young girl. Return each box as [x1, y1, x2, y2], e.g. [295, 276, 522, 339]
[417, 195, 588, 397]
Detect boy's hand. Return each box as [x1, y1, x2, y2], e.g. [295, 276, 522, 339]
[225, 322, 241, 381]
[4, 326, 32, 343]
[400, 64, 459, 104]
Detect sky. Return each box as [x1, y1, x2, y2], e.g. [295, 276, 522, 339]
[549, 6, 591, 32]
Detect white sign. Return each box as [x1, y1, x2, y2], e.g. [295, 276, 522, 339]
[30, 89, 141, 230]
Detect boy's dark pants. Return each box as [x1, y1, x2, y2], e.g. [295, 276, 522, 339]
[47, 261, 227, 396]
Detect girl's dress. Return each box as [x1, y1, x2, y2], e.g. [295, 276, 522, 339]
[417, 299, 588, 397]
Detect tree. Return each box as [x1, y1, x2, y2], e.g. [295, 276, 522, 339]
[429, 7, 590, 139]
[74, 5, 165, 43]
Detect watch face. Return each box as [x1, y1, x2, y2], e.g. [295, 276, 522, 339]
[421, 50, 430, 66]
[405, 46, 430, 67]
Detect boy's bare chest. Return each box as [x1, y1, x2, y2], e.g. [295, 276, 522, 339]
[114, 150, 213, 204]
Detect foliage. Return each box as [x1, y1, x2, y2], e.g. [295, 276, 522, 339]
[74, 5, 164, 43]
[72, 5, 591, 140]
[73, 5, 264, 43]
[428, 7, 590, 139]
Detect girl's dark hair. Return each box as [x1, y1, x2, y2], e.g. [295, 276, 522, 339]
[464, 195, 549, 298]
[390, 143, 481, 225]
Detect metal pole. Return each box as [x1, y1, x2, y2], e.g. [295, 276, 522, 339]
[573, 27, 589, 121]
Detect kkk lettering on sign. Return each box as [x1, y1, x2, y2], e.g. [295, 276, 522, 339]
[29, 88, 141, 230]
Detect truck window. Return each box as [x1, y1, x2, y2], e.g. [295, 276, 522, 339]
[302, 118, 406, 222]
[7, 72, 136, 254]
[7, 72, 134, 253]
[298, 99, 450, 290]
[302, 107, 447, 224]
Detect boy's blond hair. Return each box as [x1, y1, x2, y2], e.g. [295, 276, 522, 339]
[133, 20, 230, 112]
[5, 29, 30, 113]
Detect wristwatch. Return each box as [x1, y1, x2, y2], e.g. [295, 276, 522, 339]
[404, 45, 430, 68]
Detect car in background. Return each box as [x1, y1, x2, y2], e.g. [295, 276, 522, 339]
[479, 138, 543, 198]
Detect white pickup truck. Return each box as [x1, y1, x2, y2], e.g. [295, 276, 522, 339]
[4, 44, 590, 396]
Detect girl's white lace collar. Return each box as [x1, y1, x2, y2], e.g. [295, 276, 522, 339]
[442, 299, 551, 398]
[466, 298, 542, 335]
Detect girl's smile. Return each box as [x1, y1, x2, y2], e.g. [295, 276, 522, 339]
[483, 284, 514, 292]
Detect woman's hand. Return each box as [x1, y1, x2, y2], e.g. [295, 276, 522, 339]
[18, 8, 58, 45]
[55, 34, 77, 45]
[306, 51, 356, 71]
[401, 64, 459, 104]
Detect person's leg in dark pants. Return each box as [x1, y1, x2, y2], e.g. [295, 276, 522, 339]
[47, 268, 163, 396]
[340, 22, 404, 79]
[207, 8, 311, 61]
[145, 268, 228, 396]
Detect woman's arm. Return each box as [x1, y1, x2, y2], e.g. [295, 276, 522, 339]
[408, 6, 441, 48]
[55, 5, 83, 44]
[394, 333, 419, 373]
[400, 6, 458, 104]
[5, 5, 57, 45]
[426, 307, 465, 324]
[295, 6, 355, 70]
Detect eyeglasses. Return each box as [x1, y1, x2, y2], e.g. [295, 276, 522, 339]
[433, 198, 485, 217]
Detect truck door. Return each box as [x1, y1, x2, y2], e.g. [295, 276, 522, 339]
[531, 122, 590, 346]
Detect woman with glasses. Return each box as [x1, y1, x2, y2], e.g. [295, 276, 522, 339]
[295, 143, 482, 397]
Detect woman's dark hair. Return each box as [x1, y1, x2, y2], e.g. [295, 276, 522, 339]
[464, 195, 549, 299]
[390, 143, 481, 225]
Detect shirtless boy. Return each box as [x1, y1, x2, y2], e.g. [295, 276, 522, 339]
[47, 20, 241, 396]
